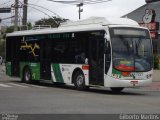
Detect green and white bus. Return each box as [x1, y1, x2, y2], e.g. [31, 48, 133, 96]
[6, 17, 153, 92]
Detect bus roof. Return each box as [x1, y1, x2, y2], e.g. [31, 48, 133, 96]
[7, 17, 140, 37]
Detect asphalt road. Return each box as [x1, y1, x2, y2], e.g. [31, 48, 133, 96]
[0, 64, 160, 114]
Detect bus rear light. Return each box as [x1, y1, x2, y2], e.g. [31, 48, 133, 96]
[122, 72, 131, 76]
[82, 65, 89, 70]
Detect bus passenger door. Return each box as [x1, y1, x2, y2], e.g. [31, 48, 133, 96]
[11, 38, 20, 77]
[40, 40, 51, 80]
[89, 37, 104, 86]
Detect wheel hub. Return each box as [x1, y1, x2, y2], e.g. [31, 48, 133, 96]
[25, 71, 31, 81]
[76, 75, 84, 87]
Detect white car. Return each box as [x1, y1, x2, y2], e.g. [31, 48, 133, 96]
[0, 56, 3, 65]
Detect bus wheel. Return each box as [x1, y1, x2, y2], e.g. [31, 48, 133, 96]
[110, 87, 124, 93]
[73, 71, 86, 90]
[23, 68, 32, 84]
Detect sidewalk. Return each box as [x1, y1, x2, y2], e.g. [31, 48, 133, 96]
[0, 64, 5, 73]
[149, 81, 160, 90]
[153, 70, 160, 82]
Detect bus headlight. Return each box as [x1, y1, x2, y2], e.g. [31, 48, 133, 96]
[146, 74, 152, 79]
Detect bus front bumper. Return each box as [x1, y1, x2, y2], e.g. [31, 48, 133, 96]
[104, 75, 152, 88]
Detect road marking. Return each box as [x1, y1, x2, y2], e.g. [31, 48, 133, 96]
[0, 83, 47, 89]
[8, 83, 29, 88]
[0, 83, 12, 87]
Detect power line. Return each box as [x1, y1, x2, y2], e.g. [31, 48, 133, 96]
[84, 0, 112, 4]
[18, 0, 63, 25]
[26, 3, 62, 18]
[27, 5, 61, 26]
[1, 16, 14, 20]
[33, 0, 41, 4]
[48, 0, 111, 5]
[1, 0, 63, 27]
[25, 5, 53, 18]
[0, 0, 13, 7]
[48, 0, 111, 19]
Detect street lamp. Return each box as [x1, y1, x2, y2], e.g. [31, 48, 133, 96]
[77, 3, 83, 20]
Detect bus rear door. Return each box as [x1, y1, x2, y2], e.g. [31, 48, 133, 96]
[40, 40, 51, 80]
[10, 37, 20, 77]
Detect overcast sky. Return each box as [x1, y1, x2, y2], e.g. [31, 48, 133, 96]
[0, 0, 146, 26]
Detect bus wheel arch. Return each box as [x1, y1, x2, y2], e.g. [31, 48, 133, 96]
[72, 68, 86, 90]
[23, 66, 32, 84]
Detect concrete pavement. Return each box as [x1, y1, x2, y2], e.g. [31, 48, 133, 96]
[0, 64, 5, 73]
[153, 70, 160, 82]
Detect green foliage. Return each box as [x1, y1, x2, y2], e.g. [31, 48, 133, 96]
[154, 54, 159, 69]
[0, 25, 14, 58]
[19, 22, 32, 30]
[27, 22, 32, 30]
[0, 39, 5, 58]
[6, 26, 14, 33]
[35, 17, 67, 27]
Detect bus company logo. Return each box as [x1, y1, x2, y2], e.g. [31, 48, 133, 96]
[142, 9, 156, 24]
[20, 41, 40, 57]
[61, 67, 69, 72]
[140, 9, 159, 39]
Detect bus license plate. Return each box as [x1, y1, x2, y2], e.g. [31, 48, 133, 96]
[130, 81, 138, 86]
[134, 73, 143, 79]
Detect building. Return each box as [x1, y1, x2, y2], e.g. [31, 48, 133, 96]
[123, 0, 160, 54]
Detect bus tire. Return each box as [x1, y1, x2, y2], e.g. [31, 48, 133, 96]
[110, 87, 124, 93]
[23, 67, 32, 84]
[73, 70, 86, 90]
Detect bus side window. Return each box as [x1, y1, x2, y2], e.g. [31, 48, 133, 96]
[75, 50, 86, 64]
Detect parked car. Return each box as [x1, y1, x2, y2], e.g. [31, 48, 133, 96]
[0, 56, 3, 65]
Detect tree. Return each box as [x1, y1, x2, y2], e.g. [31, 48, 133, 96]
[35, 17, 67, 27]
[27, 22, 32, 30]
[0, 38, 5, 58]
[5, 26, 14, 33]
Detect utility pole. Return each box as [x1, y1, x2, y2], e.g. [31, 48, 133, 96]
[14, 0, 19, 31]
[77, 3, 83, 20]
[22, 0, 28, 25]
[0, 19, 1, 35]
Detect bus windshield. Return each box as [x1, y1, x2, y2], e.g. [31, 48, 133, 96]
[110, 28, 153, 72]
